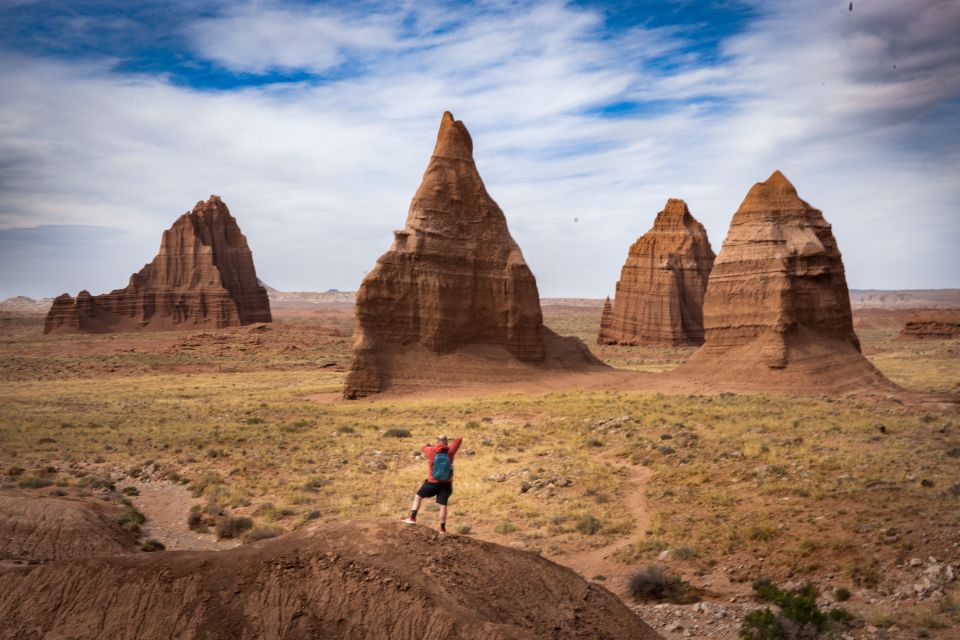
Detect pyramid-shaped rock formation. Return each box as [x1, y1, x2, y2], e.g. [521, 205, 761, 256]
[680, 171, 890, 390]
[344, 112, 548, 398]
[598, 199, 715, 347]
[44, 196, 271, 333]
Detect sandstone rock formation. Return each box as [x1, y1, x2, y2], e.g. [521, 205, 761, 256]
[598, 199, 714, 346]
[44, 196, 271, 333]
[899, 320, 960, 340]
[344, 112, 548, 398]
[0, 520, 661, 640]
[679, 171, 891, 391]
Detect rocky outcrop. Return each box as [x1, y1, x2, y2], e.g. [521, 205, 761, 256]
[44, 196, 271, 334]
[344, 112, 547, 398]
[898, 320, 960, 340]
[679, 171, 891, 391]
[598, 199, 714, 346]
[0, 520, 662, 640]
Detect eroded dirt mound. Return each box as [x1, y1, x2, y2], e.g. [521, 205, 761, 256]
[0, 492, 139, 563]
[0, 520, 660, 640]
[358, 328, 607, 396]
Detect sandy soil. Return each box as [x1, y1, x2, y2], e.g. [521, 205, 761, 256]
[117, 480, 238, 551]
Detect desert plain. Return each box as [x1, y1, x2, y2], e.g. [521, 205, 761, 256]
[1, 288, 958, 639]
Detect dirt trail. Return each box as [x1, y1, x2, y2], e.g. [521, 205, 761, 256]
[555, 456, 652, 595]
[118, 480, 238, 551]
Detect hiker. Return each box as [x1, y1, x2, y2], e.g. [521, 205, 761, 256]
[402, 434, 463, 534]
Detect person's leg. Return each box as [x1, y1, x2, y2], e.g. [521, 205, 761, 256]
[439, 504, 448, 533]
[437, 484, 452, 533]
[403, 490, 425, 524]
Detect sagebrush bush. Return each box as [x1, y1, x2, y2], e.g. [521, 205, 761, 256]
[140, 538, 165, 552]
[246, 526, 282, 542]
[627, 565, 684, 602]
[383, 428, 411, 438]
[216, 516, 253, 539]
[115, 506, 146, 536]
[575, 514, 602, 535]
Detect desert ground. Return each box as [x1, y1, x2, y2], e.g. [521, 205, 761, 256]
[1, 291, 958, 638]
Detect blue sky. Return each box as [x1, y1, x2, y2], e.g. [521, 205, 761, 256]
[1, 0, 958, 298]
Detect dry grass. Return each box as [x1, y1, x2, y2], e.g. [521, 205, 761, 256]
[0, 308, 957, 632]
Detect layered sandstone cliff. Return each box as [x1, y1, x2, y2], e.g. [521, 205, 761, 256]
[344, 112, 551, 398]
[679, 171, 891, 390]
[598, 199, 714, 347]
[44, 196, 271, 333]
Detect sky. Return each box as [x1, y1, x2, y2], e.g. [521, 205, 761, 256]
[1, 0, 958, 299]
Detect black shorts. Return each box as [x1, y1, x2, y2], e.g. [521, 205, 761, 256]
[416, 480, 453, 505]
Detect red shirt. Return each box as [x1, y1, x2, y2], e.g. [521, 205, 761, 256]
[421, 437, 462, 483]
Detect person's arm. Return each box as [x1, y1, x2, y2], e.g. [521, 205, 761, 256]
[448, 437, 463, 456]
[421, 444, 432, 456]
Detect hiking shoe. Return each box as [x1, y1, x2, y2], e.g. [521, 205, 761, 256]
[438, 530, 447, 536]
[401, 517, 416, 525]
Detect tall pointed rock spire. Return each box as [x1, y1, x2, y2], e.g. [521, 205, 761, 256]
[344, 112, 545, 398]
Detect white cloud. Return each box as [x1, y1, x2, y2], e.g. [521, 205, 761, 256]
[0, 0, 957, 299]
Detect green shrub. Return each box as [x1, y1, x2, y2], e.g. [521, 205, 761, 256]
[495, 521, 516, 534]
[456, 524, 472, 535]
[465, 420, 481, 429]
[187, 505, 203, 530]
[115, 506, 146, 536]
[740, 608, 784, 640]
[834, 587, 851, 602]
[216, 516, 253, 539]
[383, 428, 412, 438]
[586, 438, 604, 447]
[140, 539, 165, 552]
[627, 565, 685, 602]
[303, 510, 322, 521]
[122, 486, 139, 496]
[827, 607, 854, 622]
[575, 514, 602, 535]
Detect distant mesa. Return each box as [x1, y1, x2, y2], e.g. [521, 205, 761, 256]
[678, 171, 892, 391]
[899, 320, 960, 340]
[44, 196, 271, 334]
[598, 199, 715, 347]
[344, 111, 602, 398]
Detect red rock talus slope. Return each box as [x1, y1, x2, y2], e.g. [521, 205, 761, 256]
[598, 199, 715, 346]
[0, 493, 139, 563]
[0, 520, 661, 640]
[344, 112, 547, 398]
[44, 196, 271, 334]
[678, 171, 891, 391]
